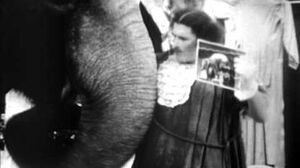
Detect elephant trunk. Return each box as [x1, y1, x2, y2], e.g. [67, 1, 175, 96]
[65, 0, 157, 167]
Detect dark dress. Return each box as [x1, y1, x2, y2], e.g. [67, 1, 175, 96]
[133, 81, 246, 168]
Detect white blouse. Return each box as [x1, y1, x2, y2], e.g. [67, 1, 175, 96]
[157, 57, 196, 108]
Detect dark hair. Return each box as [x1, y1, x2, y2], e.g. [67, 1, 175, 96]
[170, 8, 224, 43]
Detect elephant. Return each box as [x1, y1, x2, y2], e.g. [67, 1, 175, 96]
[1, 0, 157, 167]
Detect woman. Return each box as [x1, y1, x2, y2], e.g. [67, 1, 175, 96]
[133, 8, 267, 168]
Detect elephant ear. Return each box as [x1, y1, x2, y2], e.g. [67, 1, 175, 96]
[64, 1, 157, 167]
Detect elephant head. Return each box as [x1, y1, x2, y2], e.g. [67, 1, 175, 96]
[2, 0, 157, 167]
[64, 0, 157, 167]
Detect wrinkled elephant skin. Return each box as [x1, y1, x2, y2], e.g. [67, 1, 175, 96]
[1, 0, 157, 168]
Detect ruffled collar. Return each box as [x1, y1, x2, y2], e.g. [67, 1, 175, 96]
[157, 57, 196, 108]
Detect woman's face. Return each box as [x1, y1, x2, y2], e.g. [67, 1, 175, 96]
[170, 23, 197, 64]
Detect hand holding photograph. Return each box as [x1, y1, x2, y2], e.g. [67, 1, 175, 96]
[196, 39, 246, 91]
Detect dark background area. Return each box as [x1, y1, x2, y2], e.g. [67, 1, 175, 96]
[284, 2, 300, 168]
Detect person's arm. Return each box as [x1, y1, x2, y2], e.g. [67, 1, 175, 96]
[234, 57, 269, 123]
[246, 85, 269, 122]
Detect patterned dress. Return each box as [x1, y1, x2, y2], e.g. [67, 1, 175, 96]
[132, 58, 246, 168]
